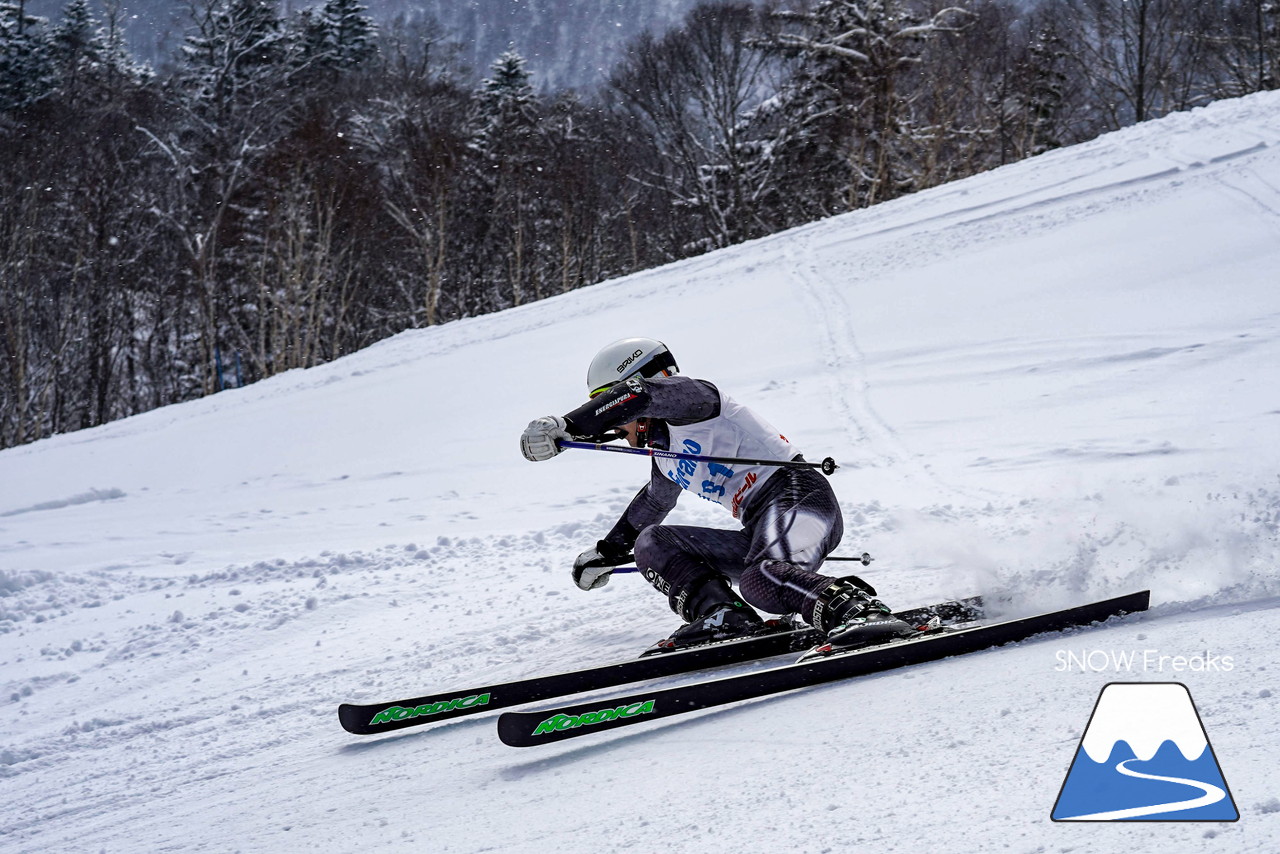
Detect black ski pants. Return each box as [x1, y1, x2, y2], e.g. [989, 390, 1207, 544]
[633, 465, 844, 621]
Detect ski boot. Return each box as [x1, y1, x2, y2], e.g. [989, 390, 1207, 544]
[809, 577, 916, 655]
[646, 577, 766, 654]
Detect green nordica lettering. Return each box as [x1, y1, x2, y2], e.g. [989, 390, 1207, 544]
[369, 693, 491, 726]
[531, 699, 657, 736]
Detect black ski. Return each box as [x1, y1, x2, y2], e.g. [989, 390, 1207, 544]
[496, 590, 1150, 747]
[337, 596, 982, 735]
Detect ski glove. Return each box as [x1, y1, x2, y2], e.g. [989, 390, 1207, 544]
[572, 540, 634, 591]
[521, 415, 570, 462]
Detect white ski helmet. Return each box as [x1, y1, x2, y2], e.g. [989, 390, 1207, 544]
[586, 338, 678, 398]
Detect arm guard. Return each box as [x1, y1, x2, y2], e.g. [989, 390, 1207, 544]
[563, 376, 720, 438]
[563, 378, 650, 439]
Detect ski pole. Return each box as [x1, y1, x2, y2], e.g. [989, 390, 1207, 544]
[825, 552, 874, 565]
[557, 439, 839, 476]
[611, 553, 871, 574]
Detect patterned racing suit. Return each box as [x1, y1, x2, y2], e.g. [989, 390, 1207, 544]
[563, 375, 848, 624]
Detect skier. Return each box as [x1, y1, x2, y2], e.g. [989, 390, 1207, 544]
[519, 337, 916, 653]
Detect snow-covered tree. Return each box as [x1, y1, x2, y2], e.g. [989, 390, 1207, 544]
[0, 2, 54, 111]
[748, 0, 969, 220]
[468, 50, 544, 308]
[46, 0, 148, 105]
[608, 2, 776, 253]
[1018, 24, 1071, 155]
[161, 0, 297, 392]
[181, 0, 289, 119]
[319, 0, 375, 68]
[295, 0, 375, 76]
[49, 0, 102, 73]
[352, 70, 470, 327]
[96, 0, 151, 89]
[474, 49, 538, 151]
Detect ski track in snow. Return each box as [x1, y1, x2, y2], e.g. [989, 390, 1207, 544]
[768, 95, 1280, 617]
[4, 92, 1280, 853]
[787, 233, 937, 482]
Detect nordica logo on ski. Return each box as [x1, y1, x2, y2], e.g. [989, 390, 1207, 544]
[533, 700, 656, 735]
[370, 694, 490, 726]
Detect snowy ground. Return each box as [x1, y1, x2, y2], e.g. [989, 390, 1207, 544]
[3, 91, 1280, 853]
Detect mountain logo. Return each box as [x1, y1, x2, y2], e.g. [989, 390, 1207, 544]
[1052, 682, 1238, 822]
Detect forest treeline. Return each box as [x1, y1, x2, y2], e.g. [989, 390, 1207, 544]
[1, 0, 1277, 448]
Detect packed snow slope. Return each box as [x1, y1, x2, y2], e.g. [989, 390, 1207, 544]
[4, 91, 1280, 853]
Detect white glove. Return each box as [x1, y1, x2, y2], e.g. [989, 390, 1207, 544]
[521, 415, 569, 462]
[574, 561, 612, 591]
[572, 542, 633, 590]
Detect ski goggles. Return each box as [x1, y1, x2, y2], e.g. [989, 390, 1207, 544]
[590, 373, 668, 399]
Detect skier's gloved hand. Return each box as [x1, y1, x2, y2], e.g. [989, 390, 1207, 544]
[572, 540, 633, 591]
[521, 415, 570, 462]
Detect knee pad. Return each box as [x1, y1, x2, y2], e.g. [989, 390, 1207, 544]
[632, 525, 661, 568]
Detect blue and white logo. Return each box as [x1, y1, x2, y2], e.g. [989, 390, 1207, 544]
[1052, 682, 1239, 822]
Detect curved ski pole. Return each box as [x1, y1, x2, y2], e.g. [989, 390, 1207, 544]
[557, 440, 839, 476]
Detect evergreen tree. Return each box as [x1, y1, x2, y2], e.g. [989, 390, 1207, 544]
[47, 0, 148, 104]
[296, 0, 375, 73]
[1019, 26, 1070, 155]
[96, 0, 152, 93]
[468, 50, 544, 308]
[319, 0, 375, 68]
[49, 0, 102, 72]
[46, 0, 146, 104]
[167, 0, 298, 394]
[0, 2, 55, 111]
[181, 0, 289, 119]
[474, 49, 538, 149]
